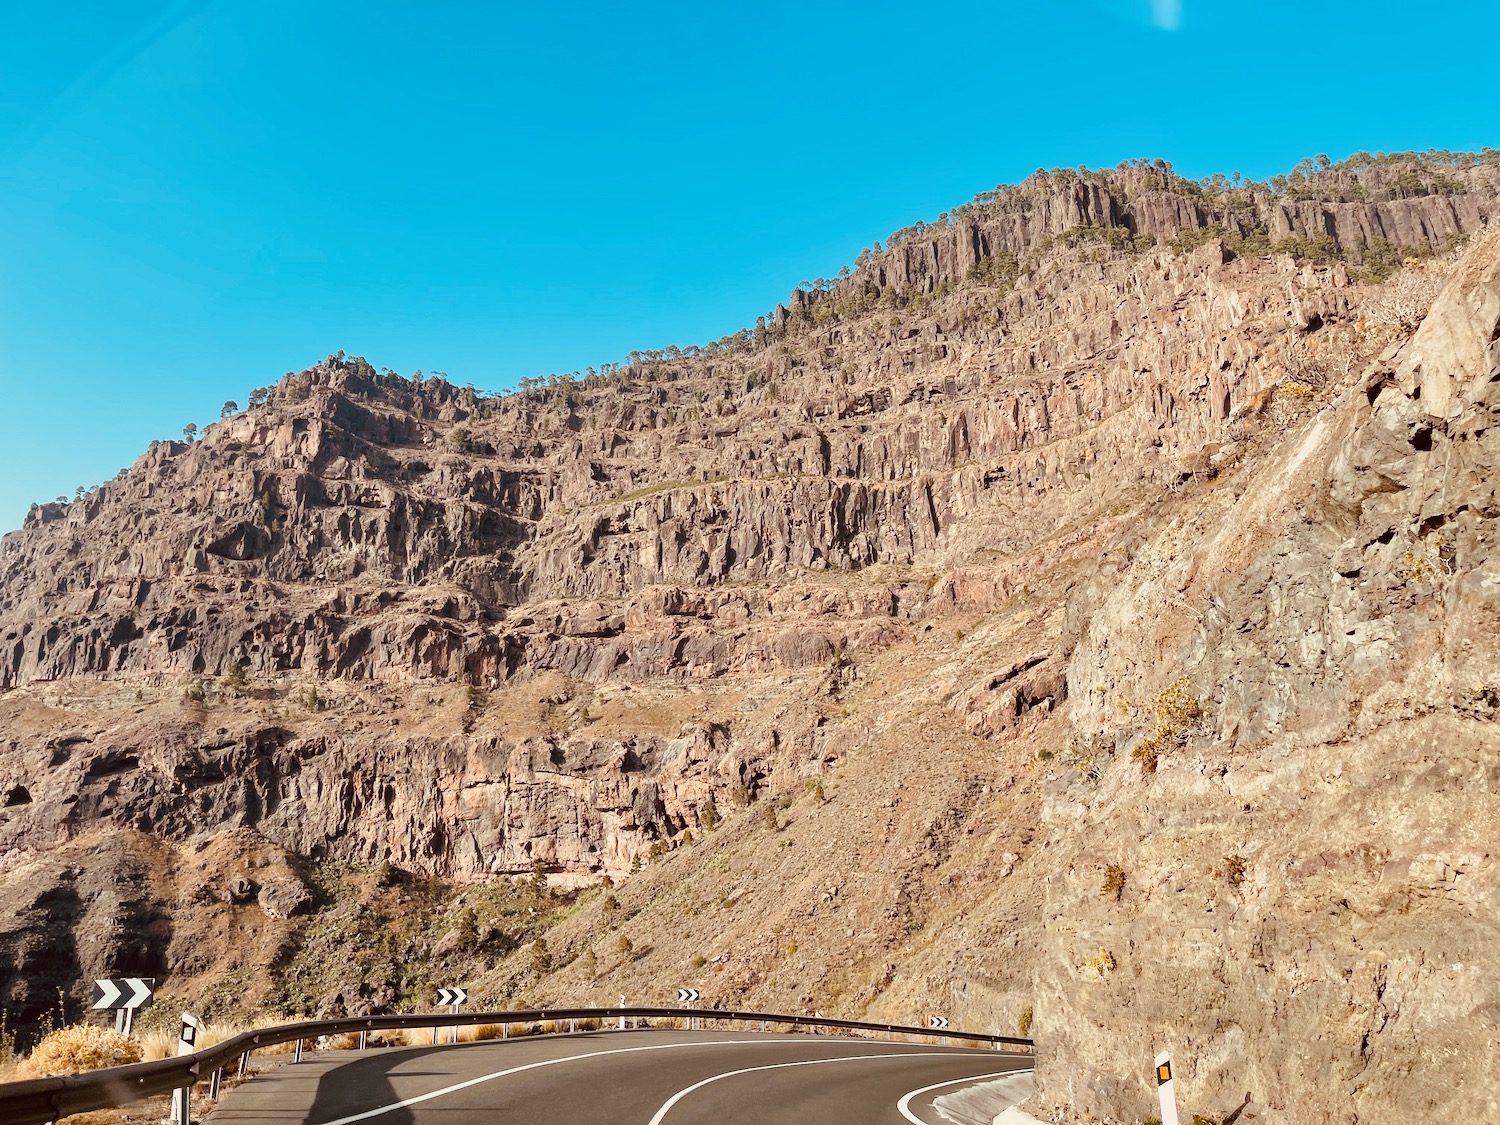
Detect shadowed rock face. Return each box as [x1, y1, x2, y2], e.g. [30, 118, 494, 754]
[1, 161, 1498, 1124]
[0, 833, 172, 1036]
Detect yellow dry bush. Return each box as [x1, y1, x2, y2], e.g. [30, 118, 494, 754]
[1279, 379, 1315, 399]
[1130, 739, 1162, 774]
[1131, 676, 1204, 775]
[1083, 948, 1117, 977]
[1154, 676, 1203, 730]
[20, 1024, 142, 1076]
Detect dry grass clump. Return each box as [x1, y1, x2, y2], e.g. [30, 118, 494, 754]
[136, 1018, 258, 1061]
[398, 1022, 517, 1046]
[247, 1015, 300, 1056]
[19, 1024, 142, 1076]
[135, 1026, 179, 1061]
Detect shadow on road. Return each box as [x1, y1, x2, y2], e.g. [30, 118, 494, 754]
[299, 1035, 625, 1125]
[302, 1046, 457, 1125]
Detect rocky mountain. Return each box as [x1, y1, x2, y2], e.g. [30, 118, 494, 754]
[1, 154, 1497, 1124]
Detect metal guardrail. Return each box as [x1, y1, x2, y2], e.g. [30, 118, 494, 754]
[0, 1006, 1033, 1124]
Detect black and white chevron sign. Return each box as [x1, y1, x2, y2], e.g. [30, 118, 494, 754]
[675, 988, 701, 1004]
[436, 987, 468, 1007]
[928, 1015, 949, 1030]
[91, 978, 154, 1011]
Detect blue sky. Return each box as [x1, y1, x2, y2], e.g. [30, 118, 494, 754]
[1, 0, 1495, 531]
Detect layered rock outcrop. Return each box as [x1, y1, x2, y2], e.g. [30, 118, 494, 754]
[836, 162, 1499, 302]
[0, 228, 1370, 877]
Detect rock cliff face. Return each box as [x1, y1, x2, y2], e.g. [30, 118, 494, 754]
[1035, 226, 1500, 1124]
[1, 157, 1497, 1123]
[827, 162, 1499, 302]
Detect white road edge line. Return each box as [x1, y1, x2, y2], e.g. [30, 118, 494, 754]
[645, 1051, 985, 1125]
[312, 1037, 945, 1125]
[894, 1069, 1023, 1125]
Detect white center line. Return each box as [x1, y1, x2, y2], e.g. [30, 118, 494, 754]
[311, 1037, 939, 1125]
[894, 1069, 1022, 1125]
[645, 1051, 987, 1125]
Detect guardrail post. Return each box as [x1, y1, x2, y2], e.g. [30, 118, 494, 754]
[501, 1021, 508, 1039]
[358, 1029, 368, 1051]
[238, 1049, 252, 1077]
[209, 1067, 223, 1100]
[569, 1018, 576, 1034]
[294, 1038, 305, 1063]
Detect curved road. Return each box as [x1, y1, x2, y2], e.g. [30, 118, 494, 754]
[205, 1029, 1032, 1125]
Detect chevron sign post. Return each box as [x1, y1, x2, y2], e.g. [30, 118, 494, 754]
[434, 987, 468, 1045]
[928, 1016, 950, 1030]
[674, 988, 702, 1029]
[91, 977, 154, 1034]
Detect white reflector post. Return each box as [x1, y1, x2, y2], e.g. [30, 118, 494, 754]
[1155, 1051, 1180, 1125]
[171, 1014, 202, 1125]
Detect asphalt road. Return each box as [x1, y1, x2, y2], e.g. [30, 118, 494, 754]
[204, 1029, 1032, 1125]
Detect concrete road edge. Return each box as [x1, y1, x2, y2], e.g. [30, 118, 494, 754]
[994, 1107, 1053, 1125]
